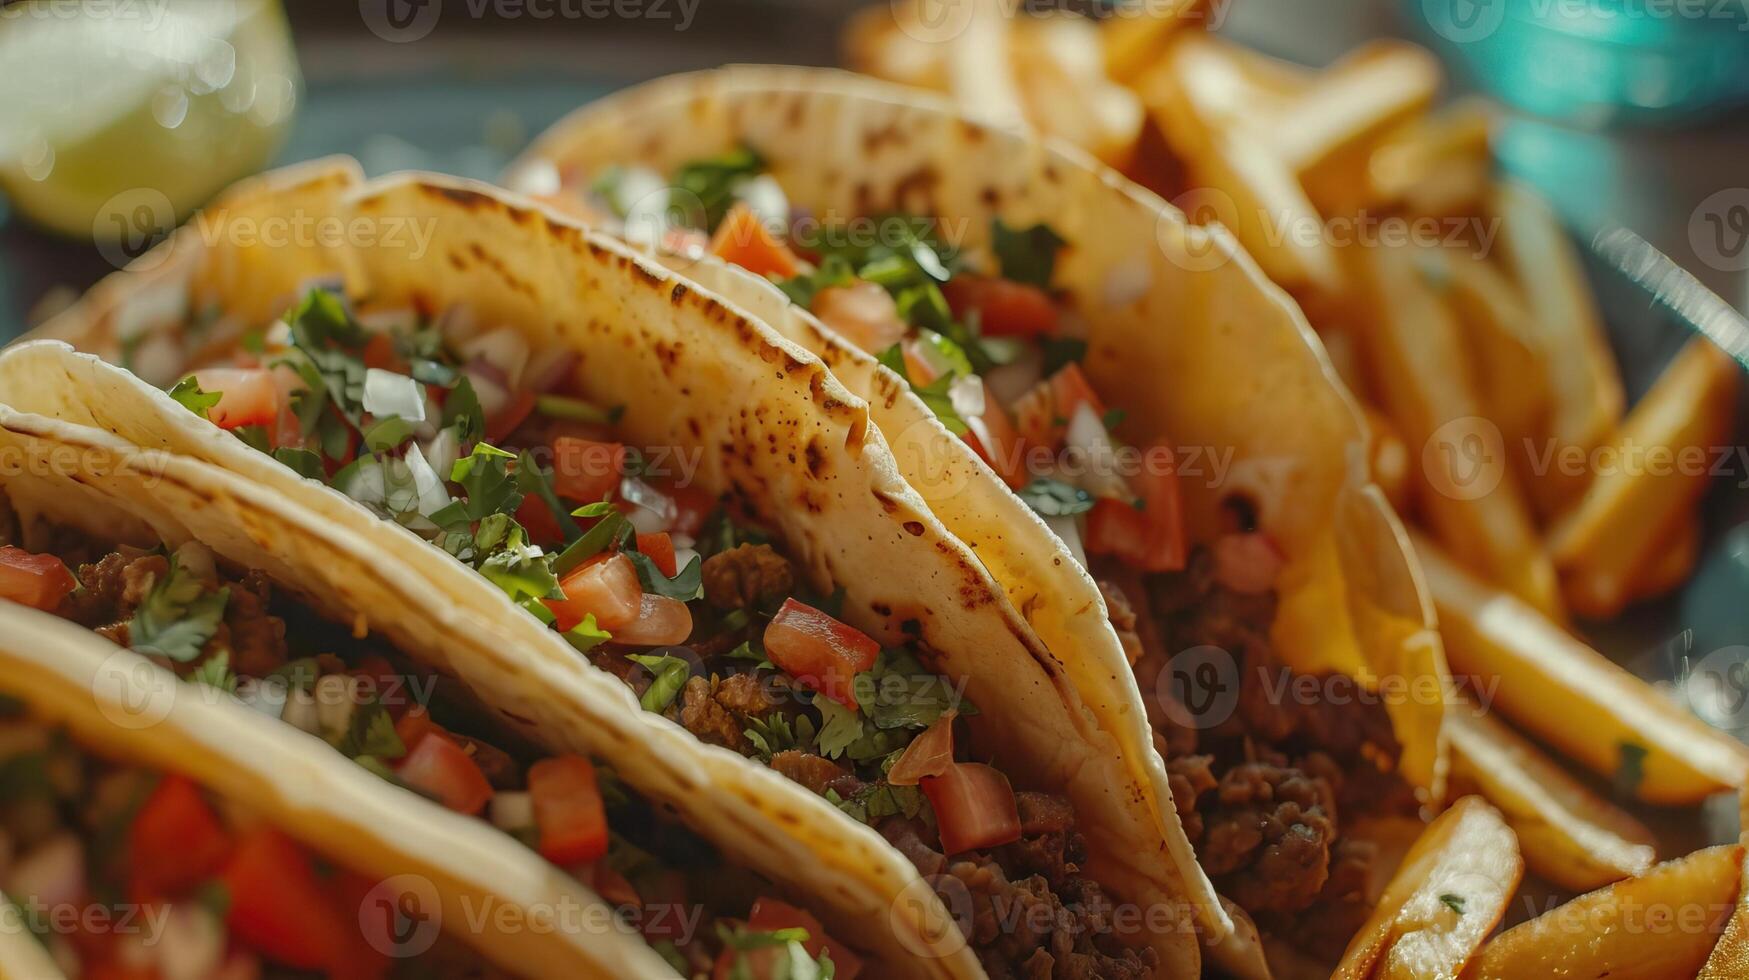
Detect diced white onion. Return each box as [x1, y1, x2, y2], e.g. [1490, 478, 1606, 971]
[505, 158, 561, 197]
[239, 677, 286, 720]
[423, 427, 461, 483]
[171, 541, 217, 582]
[355, 307, 419, 335]
[460, 327, 530, 391]
[609, 165, 669, 221]
[280, 688, 322, 735]
[735, 174, 790, 228]
[262, 319, 293, 350]
[155, 904, 225, 980]
[620, 478, 677, 535]
[362, 368, 427, 423]
[490, 791, 535, 832]
[947, 375, 986, 420]
[1066, 403, 1133, 501]
[313, 674, 359, 739]
[673, 546, 701, 572]
[1043, 514, 1088, 570]
[338, 456, 387, 508]
[670, 533, 696, 550]
[524, 348, 579, 395]
[402, 443, 453, 518]
[7, 833, 83, 911]
[984, 347, 1044, 409]
[466, 370, 511, 421]
[112, 280, 190, 346]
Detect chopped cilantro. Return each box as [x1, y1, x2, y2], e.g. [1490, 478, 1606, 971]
[564, 614, 613, 653]
[626, 550, 702, 602]
[272, 447, 325, 480]
[430, 443, 522, 532]
[535, 394, 622, 425]
[441, 376, 485, 443]
[1102, 407, 1127, 432]
[551, 502, 631, 577]
[776, 254, 857, 308]
[362, 415, 415, 453]
[992, 219, 1066, 288]
[338, 702, 405, 761]
[189, 649, 236, 692]
[128, 556, 229, 663]
[744, 712, 815, 762]
[167, 376, 221, 419]
[672, 145, 766, 231]
[876, 344, 967, 436]
[515, 451, 583, 543]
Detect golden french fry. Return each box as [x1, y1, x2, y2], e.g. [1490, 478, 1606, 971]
[1364, 404, 1413, 518]
[1550, 337, 1740, 619]
[842, 3, 948, 90]
[1414, 530, 1749, 804]
[1700, 848, 1749, 978]
[1138, 34, 1341, 294]
[1491, 180, 1626, 518]
[1447, 706, 1657, 892]
[1462, 844, 1742, 980]
[1272, 40, 1443, 176]
[1013, 15, 1145, 167]
[1438, 245, 1550, 473]
[1626, 512, 1701, 605]
[1334, 796, 1521, 980]
[1366, 99, 1494, 215]
[1357, 239, 1563, 620]
[944, 0, 1028, 131]
[1101, 0, 1209, 85]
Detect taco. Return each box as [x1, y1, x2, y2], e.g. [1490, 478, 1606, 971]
[0, 405, 902, 978]
[505, 66, 1450, 973]
[11, 169, 1209, 976]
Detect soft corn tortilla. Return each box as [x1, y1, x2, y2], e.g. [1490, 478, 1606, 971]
[0, 472, 673, 978]
[8, 171, 1208, 975]
[512, 61, 1448, 935]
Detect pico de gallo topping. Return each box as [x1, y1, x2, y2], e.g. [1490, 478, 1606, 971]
[0, 707, 510, 980]
[143, 285, 1156, 975]
[0, 517, 855, 980]
[572, 155, 1420, 965]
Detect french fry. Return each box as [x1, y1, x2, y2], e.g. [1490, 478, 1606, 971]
[944, 0, 1028, 131]
[1334, 796, 1521, 980]
[1013, 15, 1145, 167]
[1137, 34, 1342, 295]
[1364, 404, 1413, 518]
[842, 3, 948, 91]
[1447, 706, 1657, 892]
[1550, 337, 1740, 619]
[1272, 40, 1443, 176]
[1490, 181, 1626, 519]
[1700, 848, 1749, 978]
[1462, 844, 1742, 979]
[1438, 245, 1550, 476]
[1625, 512, 1701, 605]
[1414, 530, 1749, 805]
[1365, 99, 1494, 216]
[1357, 239, 1563, 620]
[1101, 0, 1209, 85]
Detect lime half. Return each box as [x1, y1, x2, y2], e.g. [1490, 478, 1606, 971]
[0, 0, 301, 247]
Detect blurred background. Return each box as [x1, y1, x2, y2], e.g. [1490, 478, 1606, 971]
[2, 0, 1746, 334]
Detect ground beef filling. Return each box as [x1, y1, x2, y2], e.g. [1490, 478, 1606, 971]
[1102, 547, 1416, 937]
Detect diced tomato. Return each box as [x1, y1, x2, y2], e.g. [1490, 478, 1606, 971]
[1211, 532, 1283, 596]
[708, 202, 801, 280]
[528, 756, 609, 866]
[361, 333, 402, 372]
[1011, 380, 1060, 450]
[221, 828, 350, 971]
[668, 483, 716, 538]
[887, 712, 957, 786]
[636, 870, 691, 941]
[920, 763, 1022, 855]
[763, 598, 880, 710]
[553, 438, 626, 505]
[515, 495, 566, 547]
[811, 281, 908, 354]
[899, 338, 938, 384]
[943, 277, 1059, 338]
[964, 389, 1028, 489]
[544, 553, 643, 633]
[1083, 445, 1187, 574]
[129, 775, 234, 897]
[191, 369, 281, 430]
[612, 594, 693, 647]
[588, 863, 641, 908]
[0, 547, 76, 611]
[485, 389, 537, 443]
[748, 898, 863, 980]
[322, 872, 392, 980]
[393, 706, 443, 754]
[394, 732, 493, 816]
[635, 533, 678, 578]
[1048, 363, 1106, 425]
